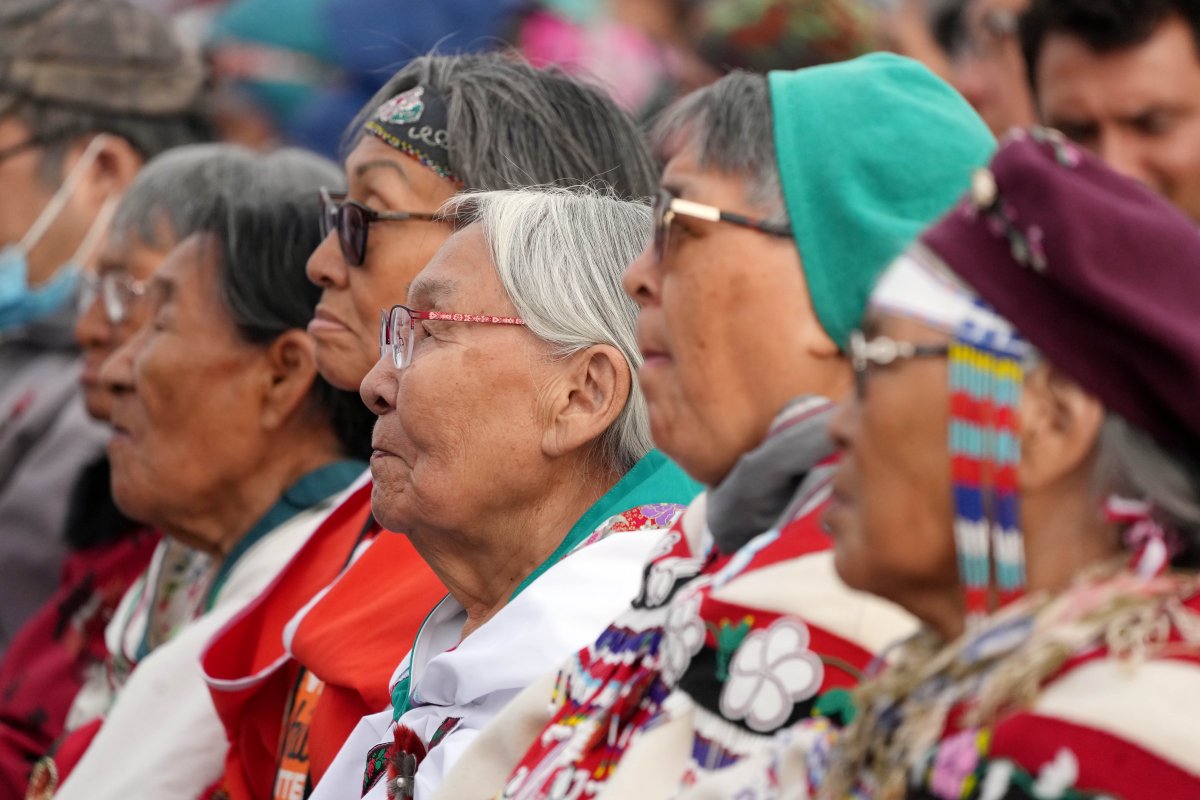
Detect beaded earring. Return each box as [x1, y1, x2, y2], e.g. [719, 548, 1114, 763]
[949, 313, 1027, 625]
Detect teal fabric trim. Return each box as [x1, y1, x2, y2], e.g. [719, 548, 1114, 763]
[205, 459, 365, 611]
[768, 53, 995, 351]
[508, 449, 701, 601]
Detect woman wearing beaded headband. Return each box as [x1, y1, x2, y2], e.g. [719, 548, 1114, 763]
[201, 52, 667, 800]
[686, 130, 1200, 799]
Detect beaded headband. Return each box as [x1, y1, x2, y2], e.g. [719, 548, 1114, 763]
[363, 85, 458, 183]
[872, 249, 1031, 625]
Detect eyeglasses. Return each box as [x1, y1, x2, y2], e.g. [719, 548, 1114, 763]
[379, 304, 526, 369]
[78, 271, 149, 325]
[318, 187, 441, 267]
[652, 187, 793, 262]
[849, 329, 949, 399]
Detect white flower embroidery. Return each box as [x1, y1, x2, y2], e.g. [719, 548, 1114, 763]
[979, 759, 1015, 800]
[720, 618, 824, 733]
[1032, 748, 1079, 798]
[660, 589, 706, 684]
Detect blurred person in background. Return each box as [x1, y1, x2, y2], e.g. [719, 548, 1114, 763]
[879, 0, 955, 78]
[36, 147, 374, 800]
[947, 0, 1036, 134]
[0, 143, 252, 799]
[694, 128, 1200, 800]
[0, 0, 210, 657]
[1021, 0, 1200, 223]
[200, 52, 672, 800]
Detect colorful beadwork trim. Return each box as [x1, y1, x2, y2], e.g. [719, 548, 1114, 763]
[363, 84, 458, 183]
[950, 313, 1027, 624]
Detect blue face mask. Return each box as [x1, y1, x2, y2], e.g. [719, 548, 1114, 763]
[0, 136, 115, 333]
[0, 246, 82, 331]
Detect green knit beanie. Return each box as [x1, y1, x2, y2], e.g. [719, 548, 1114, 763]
[768, 52, 995, 350]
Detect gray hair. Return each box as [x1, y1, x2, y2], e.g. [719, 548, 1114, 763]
[110, 143, 313, 250]
[648, 70, 788, 227]
[345, 52, 658, 201]
[188, 147, 372, 460]
[444, 187, 653, 474]
[1094, 415, 1200, 567]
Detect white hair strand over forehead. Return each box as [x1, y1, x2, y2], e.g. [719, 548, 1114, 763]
[442, 186, 653, 474]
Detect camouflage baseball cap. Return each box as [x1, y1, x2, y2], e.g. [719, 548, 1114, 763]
[0, 0, 207, 117]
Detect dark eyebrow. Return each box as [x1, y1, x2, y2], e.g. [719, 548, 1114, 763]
[407, 277, 458, 310]
[354, 159, 413, 187]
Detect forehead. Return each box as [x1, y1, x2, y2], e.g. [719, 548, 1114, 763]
[1037, 19, 1200, 116]
[407, 224, 506, 309]
[152, 234, 224, 309]
[661, 139, 757, 210]
[98, 232, 172, 279]
[343, 134, 456, 206]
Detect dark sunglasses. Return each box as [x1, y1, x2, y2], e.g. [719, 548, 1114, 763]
[318, 187, 441, 267]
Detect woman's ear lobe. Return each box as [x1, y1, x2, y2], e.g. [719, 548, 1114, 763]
[542, 346, 629, 459]
[260, 330, 320, 430]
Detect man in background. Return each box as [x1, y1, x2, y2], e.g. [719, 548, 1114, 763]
[0, 0, 210, 655]
[1022, 0, 1200, 222]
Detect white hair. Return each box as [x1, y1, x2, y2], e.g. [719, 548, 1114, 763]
[443, 186, 653, 474]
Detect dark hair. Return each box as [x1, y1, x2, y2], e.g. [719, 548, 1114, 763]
[198, 148, 374, 460]
[647, 71, 787, 225]
[13, 100, 214, 186]
[344, 52, 658, 201]
[1020, 0, 1200, 92]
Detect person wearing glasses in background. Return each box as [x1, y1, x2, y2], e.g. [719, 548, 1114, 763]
[0, 0, 210, 663]
[430, 54, 995, 800]
[687, 129, 1200, 800]
[39, 145, 373, 800]
[0, 144, 259, 797]
[199, 53, 696, 800]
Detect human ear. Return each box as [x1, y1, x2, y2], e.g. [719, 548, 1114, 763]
[1019, 364, 1106, 492]
[259, 330, 321, 431]
[75, 135, 144, 208]
[541, 344, 630, 460]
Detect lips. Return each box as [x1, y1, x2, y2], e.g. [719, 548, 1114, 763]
[308, 306, 350, 336]
[636, 318, 670, 365]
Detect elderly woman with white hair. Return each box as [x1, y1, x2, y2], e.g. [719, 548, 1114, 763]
[311, 188, 700, 800]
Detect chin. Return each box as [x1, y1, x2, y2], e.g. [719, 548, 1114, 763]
[369, 479, 414, 534]
[315, 347, 372, 392]
[83, 393, 112, 424]
[109, 473, 152, 525]
[831, 547, 870, 595]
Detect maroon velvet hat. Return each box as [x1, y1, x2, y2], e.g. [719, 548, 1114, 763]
[920, 127, 1200, 455]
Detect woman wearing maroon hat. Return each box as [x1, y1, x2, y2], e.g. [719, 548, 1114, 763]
[687, 128, 1200, 799]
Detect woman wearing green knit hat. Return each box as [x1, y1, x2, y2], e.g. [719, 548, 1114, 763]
[427, 53, 995, 800]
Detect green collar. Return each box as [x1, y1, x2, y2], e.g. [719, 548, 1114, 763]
[390, 449, 700, 721]
[508, 449, 701, 599]
[205, 459, 365, 610]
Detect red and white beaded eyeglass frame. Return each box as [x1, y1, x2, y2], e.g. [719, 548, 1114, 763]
[379, 304, 526, 368]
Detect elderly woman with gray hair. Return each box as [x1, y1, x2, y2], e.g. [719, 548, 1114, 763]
[310, 188, 700, 800]
[40, 145, 375, 800]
